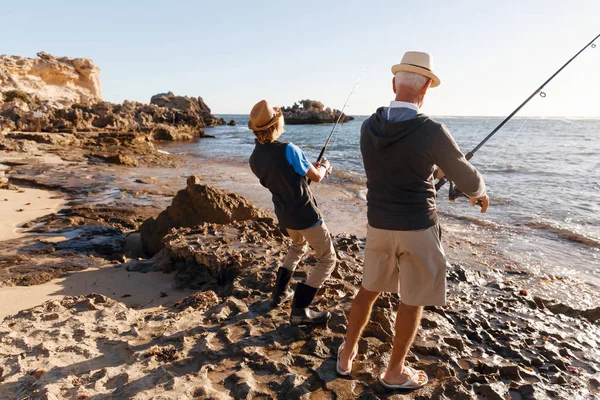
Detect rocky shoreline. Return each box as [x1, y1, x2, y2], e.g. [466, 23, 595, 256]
[0, 131, 599, 399]
[2, 52, 227, 140]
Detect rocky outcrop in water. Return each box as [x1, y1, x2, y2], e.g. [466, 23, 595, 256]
[139, 176, 267, 256]
[0, 52, 101, 107]
[282, 99, 353, 125]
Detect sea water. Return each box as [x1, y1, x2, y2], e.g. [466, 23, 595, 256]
[165, 115, 600, 286]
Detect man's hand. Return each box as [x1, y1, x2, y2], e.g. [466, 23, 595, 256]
[469, 194, 489, 213]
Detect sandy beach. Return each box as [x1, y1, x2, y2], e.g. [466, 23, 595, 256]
[0, 265, 196, 321]
[0, 187, 64, 241]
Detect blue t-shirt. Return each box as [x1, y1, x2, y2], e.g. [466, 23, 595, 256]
[285, 143, 312, 176]
[285, 142, 323, 229]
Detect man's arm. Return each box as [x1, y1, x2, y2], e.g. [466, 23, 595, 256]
[430, 126, 489, 213]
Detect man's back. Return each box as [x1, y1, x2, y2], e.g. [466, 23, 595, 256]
[361, 107, 485, 231]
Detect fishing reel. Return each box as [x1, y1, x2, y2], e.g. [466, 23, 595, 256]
[448, 180, 468, 202]
[447, 180, 485, 207]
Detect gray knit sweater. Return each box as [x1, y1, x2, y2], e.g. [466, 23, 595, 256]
[361, 108, 486, 231]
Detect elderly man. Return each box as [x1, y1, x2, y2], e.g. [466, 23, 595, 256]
[336, 52, 489, 389]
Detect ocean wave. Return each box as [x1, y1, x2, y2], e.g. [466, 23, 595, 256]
[524, 221, 600, 249]
[439, 212, 502, 228]
[329, 168, 366, 185]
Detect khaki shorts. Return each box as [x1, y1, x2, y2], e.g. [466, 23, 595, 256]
[362, 224, 447, 306]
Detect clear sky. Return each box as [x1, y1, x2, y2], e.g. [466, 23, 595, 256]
[2, 1, 599, 117]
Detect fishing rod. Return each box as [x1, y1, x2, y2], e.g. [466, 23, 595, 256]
[436, 33, 599, 199]
[315, 76, 362, 164]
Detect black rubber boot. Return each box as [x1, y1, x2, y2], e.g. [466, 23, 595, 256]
[270, 267, 294, 307]
[290, 282, 331, 325]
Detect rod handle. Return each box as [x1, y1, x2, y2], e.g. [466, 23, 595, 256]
[435, 177, 448, 191]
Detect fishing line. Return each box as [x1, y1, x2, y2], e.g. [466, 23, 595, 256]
[328, 104, 352, 153]
[436, 33, 599, 196]
[482, 118, 529, 176]
[315, 66, 370, 164]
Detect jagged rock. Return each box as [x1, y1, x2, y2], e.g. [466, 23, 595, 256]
[0, 136, 37, 152]
[0, 52, 101, 107]
[224, 367, 262, 399]
[228, 119, 236, 126]
[145, 345, 179, 362]
[534, 296, 600, 323]
[150, 92, 225, 127]
[282, 99, 354, 125]
[104, 154, 138, 166]
[139, 176, 267, 255]
[4, 131, 80, 146]
[174, 291, 220, 311]
[53, 225, 126, 260]
[151, 124, 198, 141]
[474, 382, 510, 400]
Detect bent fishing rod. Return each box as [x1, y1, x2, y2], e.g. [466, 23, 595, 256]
[436, 32, 599, 198]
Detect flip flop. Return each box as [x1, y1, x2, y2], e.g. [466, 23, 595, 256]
[336, 341, 357, 376]
[379, 366, 428, 390]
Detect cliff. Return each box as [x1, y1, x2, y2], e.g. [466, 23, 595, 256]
[0, 53, 226, 139]
[0, 52, 101, 107]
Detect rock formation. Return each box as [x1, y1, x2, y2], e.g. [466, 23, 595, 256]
[0, 94, 225, 138]
[0, 53, 225, 140]
[282, 99, 354, 124]
[139, 176, 267, 255]
[0, 52, 101, 107]
[150, 92, 224, 127]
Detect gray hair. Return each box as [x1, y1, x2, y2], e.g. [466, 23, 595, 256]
[394, 71, 429, 92]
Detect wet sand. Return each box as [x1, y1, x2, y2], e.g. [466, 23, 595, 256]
[0, 188, 64, 241]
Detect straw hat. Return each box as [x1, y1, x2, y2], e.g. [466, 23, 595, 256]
[391, 51, 441, 87]
[248, 100, 283, 132]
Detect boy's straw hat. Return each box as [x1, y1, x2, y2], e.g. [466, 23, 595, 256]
[248, 100, 283, 131]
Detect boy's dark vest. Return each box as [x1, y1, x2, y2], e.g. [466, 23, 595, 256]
[249, 141, 321, 230]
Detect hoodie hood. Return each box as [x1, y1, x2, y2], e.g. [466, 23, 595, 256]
[366, 107, 429, 150]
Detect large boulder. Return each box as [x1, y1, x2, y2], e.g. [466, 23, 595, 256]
[0, 52, 101, 107]
[150, 92, 226, 127]
[139, 176, 267, 255]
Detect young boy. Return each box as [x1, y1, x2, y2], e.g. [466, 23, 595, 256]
[248, 99, 335, 325]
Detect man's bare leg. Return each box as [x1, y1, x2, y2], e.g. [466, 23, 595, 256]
[382, 302, 427, 385]
[338, 287, 380, 371]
